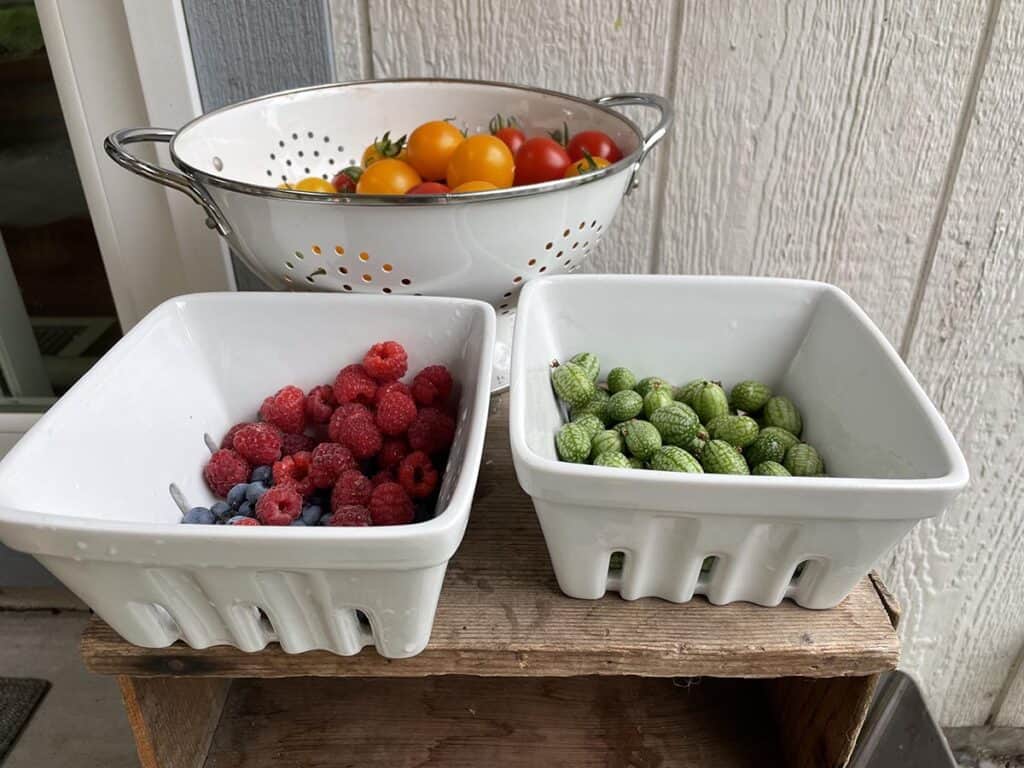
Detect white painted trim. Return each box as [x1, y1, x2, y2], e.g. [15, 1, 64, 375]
[35, 0, 232, 333]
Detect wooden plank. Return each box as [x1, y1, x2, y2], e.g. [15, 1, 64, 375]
[81, 397, 899, 680]
[119, 676, 230, 768]
[365, 0, 679, 275]
[879, 0, 1024, 727]
[658, 0, 986, 347]
[203, 676, 783, 767]
[327, 0, 371, 80]
[765, 675, 879, 768]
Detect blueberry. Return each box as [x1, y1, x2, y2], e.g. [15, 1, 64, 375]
[210, 501, 232, 522]
[245, 482, 268, 504]
[300, 504, 322, 526]
[227, 515, 251, 525]
[183, 506, 215, 525]
[319, 513, 335, 526]
[227, 483, 249, 509]
[250, 465, 273, 484]
[237, 500, 255, 518]
[290, 519, 307, 526]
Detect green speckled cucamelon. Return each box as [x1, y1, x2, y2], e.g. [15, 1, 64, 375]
[621, 419, 662, 460]
[590, 429, 624, 460]
[752, 461, 791, 476]
[571, 413, 604, 439]
[709, 414, 759, 448]
[594, 451, 631, 469]
[676, 379, 706, 406]
[649, 445, 703, 473]
[758, 426, 800, 452]
[700, 439, 750, 475]
[636, 376, 672, 398]
[551, 361, 595, 409]
[569, 352, 600, 382]
[607, 390, 643, 422]
[643, 387, 674, 419]
[744, 432, 787, 467]
[555, 422, 591, 463]
[763, 395, 803, 436]
[784, 443, 823, 476]
[571, 391, 611, 426]
[606, 367, 637, 394]
[649, 403, 701, 447]
[628, 456, 645, 469]
[692, 381, 730, 425]
[729, 380, 772, 414]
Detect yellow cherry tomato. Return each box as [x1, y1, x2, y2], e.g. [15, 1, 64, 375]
[406, 120, 465, 181]
[293, 176, 337, 193]
[362, 131, 407, 167]
[356, 158, 422, 195]
[563, 154, 611, 178]
[452, 180, 499, 193]
[446, 134, 514, 189]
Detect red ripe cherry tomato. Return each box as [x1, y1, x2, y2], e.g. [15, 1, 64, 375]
[567, 131, 623, 164]
[331, 165, 363, 193]
[407, 181, 451, 194]
[494, 126, 526, 155]
[513, 137, 571, 186]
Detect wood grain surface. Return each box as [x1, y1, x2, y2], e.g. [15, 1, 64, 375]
[880, 0, 1024, 727]
[81, 398, 899, 680]
[202, 676, 783, 768]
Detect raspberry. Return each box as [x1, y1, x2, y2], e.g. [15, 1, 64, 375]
[371, 468, 395, 487]
[333, 364, 377, 406]
[363, 341, 408, 381]
[259, 385, 307, 434]
[232, 422, 282, 466]
[375, 390, 417, 436]
[407, 407, 456, 454]
[203, 449, 250, 496]
[327, 504, 371, 527]
[378, 437, 410, 469]
[305, 384, 336, 424]
[256, 485, 302, 526]
[368, 482, 414, 525]
[411, 365, 454, 407]
[375, 380, 411, 405]
[281, 432, 316, 456]
[336, 411, 382, 460]
[397, 451, 439, 499]
[227, 516, 260, 526]
[272, 451, 315, 497]
[310, 442, 357, 488]
[220, 422, 250, 450]
[331, 469, 373, 512]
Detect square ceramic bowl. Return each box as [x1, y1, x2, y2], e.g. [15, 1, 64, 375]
[510, 275, 967, 608]
[0, 293, 494, 657]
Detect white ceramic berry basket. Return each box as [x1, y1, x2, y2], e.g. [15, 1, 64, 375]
[103, 78, 671, 391]
[510, 275, 969, 609]
[0, 293, 494, 658]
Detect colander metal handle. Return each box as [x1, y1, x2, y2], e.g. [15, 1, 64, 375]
[103, 128, 230, 236]
[594, 93, 673, 195]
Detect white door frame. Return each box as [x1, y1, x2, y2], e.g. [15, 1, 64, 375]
[0, 0, 231, 437]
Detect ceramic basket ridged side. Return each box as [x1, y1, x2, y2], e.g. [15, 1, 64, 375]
[0, 293, 495, 657]
[510, 275, 969, 609]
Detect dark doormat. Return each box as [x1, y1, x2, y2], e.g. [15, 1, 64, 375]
[0, 678, 49, 763]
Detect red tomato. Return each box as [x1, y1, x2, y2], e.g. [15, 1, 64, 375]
[567, 131, 623, 164]
[407, 181, 451, 194]
[513, 137, 571, 186]
[331, 165, 363, 193]
[494, 126, 526, 155]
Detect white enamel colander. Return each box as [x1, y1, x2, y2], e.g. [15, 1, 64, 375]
[105, 79, 671, 389]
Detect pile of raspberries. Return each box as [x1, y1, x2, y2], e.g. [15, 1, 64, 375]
[191, 341, 456, 527]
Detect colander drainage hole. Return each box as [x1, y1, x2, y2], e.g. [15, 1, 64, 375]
[698, 556, 719, 586]
[790, 560, 810, 585]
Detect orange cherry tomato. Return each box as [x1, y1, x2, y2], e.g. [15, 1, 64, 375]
[446, 135, 514, 189]
[362, 131, 407, 167]
[408, 182, 452, 194]
[406, 121, 465, 181]
[451, 180, 499, 193]
[356, 159, 422, 195]
[563, 154, 611, 178]
[293, 176, 337, 193]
